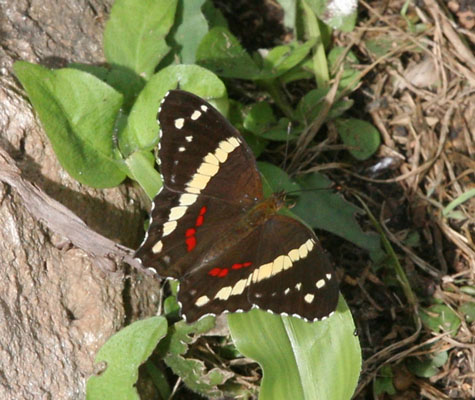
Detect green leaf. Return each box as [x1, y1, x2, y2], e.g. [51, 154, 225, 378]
[305, 0, 357, 32]
[407, 351, 448, 378]
[459, 302, 475, 323]
[170, 0, 209, 64]
[296, 88, 354, 125]
[275, 0, 297, 30]
[328, 47, 360, 91]
[373, 365, 396, 395]
[293, 173, 381, 253]
[257, 162, 301, 195]
[244, 103, 276, 135]
[119, 64, 227, 157]
[164, 355, 230, 398]
[86, 317, 168, 400]
[335, 118, 381, 160]
[261, 39, 317, 78]
[196, 27, 261, 79]
[69, 63, 145, 109]
[161, 318, 230, 398]
[14, 61, 126, 188]
[244, 103, 298, 141]
[420, 304, 461, 333]
[228, 297, 361, 400]
[104, 0, 178, 80]
[124, 150, 162, 199]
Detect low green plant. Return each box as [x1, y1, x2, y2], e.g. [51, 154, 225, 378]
[14, 0, 374, 398]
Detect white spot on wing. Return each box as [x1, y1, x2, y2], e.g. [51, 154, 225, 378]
[201, 105, 208, 112]
[175, 118, 185, 129]
[215, 286, 232, 300]
[162, 220, 177, 237]
[304, 294, 315, 303]
[186, 136, 193, 142]
[299, 243, 309, 258]
[179, 193, 197, 206]
[187, 173, 211, 190]
[197, 162, 219, 177]
[195, 295, 210, 307]
[178, 146, 185, 152]
[316, 279, 326, 289]
[152, 240, 163, 254]
[169, 206, 187, 220]
[214, 148, 228, 163]
[326, 273, 332, 280]
[231, 279, 248, 295]
[204, 153, 219, 165]
[191, 110, 201, 120]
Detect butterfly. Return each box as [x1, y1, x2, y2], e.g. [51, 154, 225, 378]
[135, 90, 338, 323]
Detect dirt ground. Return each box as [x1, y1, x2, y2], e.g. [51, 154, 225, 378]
[0, 0, 473, 399]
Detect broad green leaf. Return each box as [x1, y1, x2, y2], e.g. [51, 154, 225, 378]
[159, 318, 230, 398]
[257, 162, 301, 195]
[420, 304, 461, 333]
[124, 150, 161, 199]
[170, 0, 208, 64]
[243, 102, 299, 141]
[104, 0, 178, 80]
[459, 302, 475, 323]
[296, 88, 354, 125]
[119, 64, 227, 157]
[228, 297, 361, 400]
[335, 118, 381, 160]
[407, 351, 448, 378]
[305, 0, 357, 32]
[328, 47, 360, 90]
[164, 355, 230, 398]
[365, 37, 395, 58]
[69, 63, 145, 109]
[275, 0, 298, 30]
[373, 365, 396, 395]
[14, 61, 126, 188]
[244, 103, 276, 135]
[293, 173, 381, 252]
[202, 0, 228, 29]
[196, 27, 261, 79]
[261, 39, 317, 78]
[86, 317, 168, 400]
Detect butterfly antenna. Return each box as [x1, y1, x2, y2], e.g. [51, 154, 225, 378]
[281, 121, 292, 172]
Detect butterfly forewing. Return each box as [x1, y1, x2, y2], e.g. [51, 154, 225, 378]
[158, 90, 262, 204]
[136, 192, 247, 278]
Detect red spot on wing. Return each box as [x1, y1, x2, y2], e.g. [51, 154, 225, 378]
[186, 236, 196, 252]
[243, 262, 252, 267]
[184, 206, 208, 251]
[218, 268, 229, 277]
[209, 267, 221, 276]
[231, 263, 243, 269]
[195, 215, 204, 227]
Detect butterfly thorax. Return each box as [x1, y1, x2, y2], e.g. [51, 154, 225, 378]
[245, 193, 286, 228]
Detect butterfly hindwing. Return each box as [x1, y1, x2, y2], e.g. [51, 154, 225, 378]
[249, 215, 339, 321]
[177, 215, 338, 323]
[178, 227, 263, 322]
